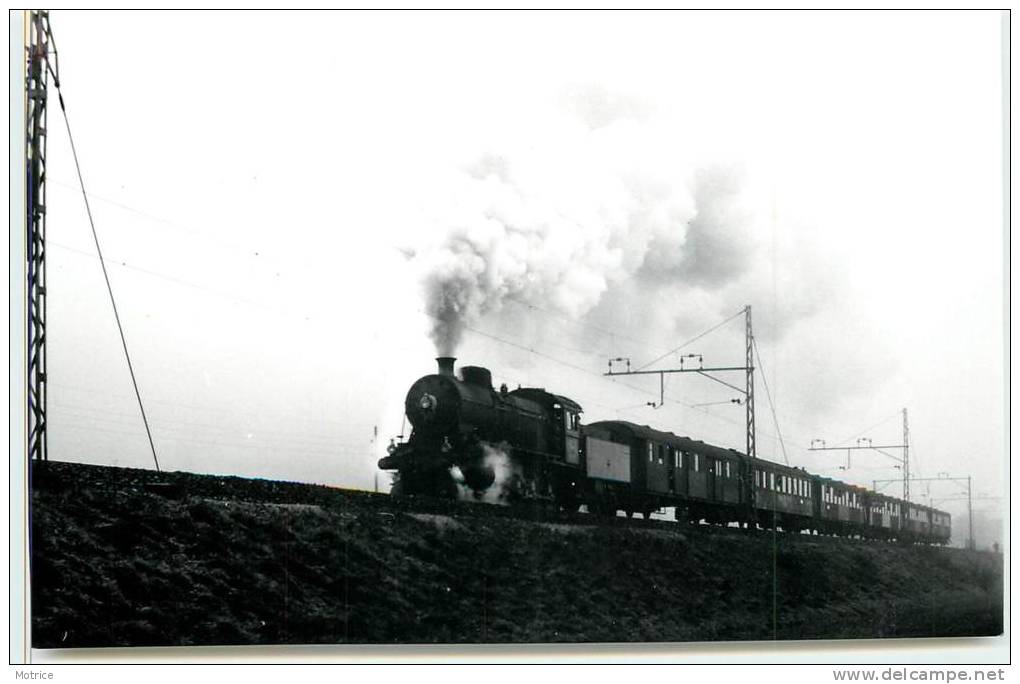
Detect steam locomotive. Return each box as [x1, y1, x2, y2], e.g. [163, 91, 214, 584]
[377, 358, 951, 544]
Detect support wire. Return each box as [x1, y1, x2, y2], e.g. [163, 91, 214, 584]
[53, 78, 161, 472]
[751, 337, 789, 466]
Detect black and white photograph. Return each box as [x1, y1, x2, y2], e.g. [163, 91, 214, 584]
[11, 9, 1008, 665]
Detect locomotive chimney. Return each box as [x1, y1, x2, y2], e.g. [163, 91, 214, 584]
[436, 357, 456, 377]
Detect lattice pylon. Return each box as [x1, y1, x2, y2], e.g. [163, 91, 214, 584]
[27, 10, 52, 462]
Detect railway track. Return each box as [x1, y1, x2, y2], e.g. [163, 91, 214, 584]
[31, 460, 955, 553]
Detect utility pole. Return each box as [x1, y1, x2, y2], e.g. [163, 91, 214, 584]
[745, 306, 756, 465]
[967, 476, 973, 550]
[810, 407, 910, 501]
[26, 10, 56, 463]
[605, 305, 756, 460]
[902, 408, 910, 502]
[372, 425, 379, 492]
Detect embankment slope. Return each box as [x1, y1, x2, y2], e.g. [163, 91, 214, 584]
[30, 462, 1002, 648]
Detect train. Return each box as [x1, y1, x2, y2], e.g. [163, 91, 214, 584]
[377, 357, 951, 544]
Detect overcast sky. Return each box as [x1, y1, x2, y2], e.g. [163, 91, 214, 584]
[38, 11, 1005, 545]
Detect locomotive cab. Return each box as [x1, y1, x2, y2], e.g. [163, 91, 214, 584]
[551, 403, 582, 465]
[558, 405, 582, 465]
[508, 387, 583, 463]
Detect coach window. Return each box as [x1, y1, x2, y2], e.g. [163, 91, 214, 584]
[694, 454, 700, 472]
[658, 445, 665, 465]
[648, 443, 654, 463]
[725, 462, 731, 478]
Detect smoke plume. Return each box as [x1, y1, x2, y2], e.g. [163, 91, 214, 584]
[414, 106, 718, 356]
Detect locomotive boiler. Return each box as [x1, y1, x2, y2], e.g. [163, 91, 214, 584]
[377, 357, 585, 504]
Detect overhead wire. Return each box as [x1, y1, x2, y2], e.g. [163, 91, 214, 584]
[634, 308, 746, 371]
[52, 212, 810, 457]
[44, 102, 807, 467]
[833, 410, 903, 448]
[51, 403, 370, 451]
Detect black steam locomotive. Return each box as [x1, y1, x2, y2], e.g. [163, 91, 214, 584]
[378, 358, 951, 544]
